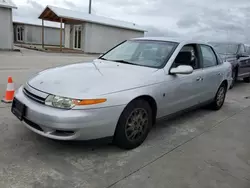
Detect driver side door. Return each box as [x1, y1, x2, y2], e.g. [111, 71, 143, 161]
[160, 44, 206, 116]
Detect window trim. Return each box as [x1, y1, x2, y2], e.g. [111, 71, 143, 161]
[199, 44, 220, 69]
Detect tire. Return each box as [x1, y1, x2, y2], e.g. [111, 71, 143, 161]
[113, 99, 152, 150]
[243, 77, 250, 83]
[209, 83, 227, 110]
[229, 69, 237, 89]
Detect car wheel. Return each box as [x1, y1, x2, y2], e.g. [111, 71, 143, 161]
[114, 99, 152, 150]
[243, 77, 250, 83]
[229, 69, 237, 89]
[210, 83, 227, 110]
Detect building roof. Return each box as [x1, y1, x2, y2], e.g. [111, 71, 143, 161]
[0, 0, 17, 9]
[13, 16, 62, 29]
[39, 5, 146, 32]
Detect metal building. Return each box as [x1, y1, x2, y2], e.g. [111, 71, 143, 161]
[0, 0, 17, 50]
[13, 17, 64, 46]
[39, 6, 145, 53]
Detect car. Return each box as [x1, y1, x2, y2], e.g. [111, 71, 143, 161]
[11, 37, 232, 149]
[209, 42, 250, 88]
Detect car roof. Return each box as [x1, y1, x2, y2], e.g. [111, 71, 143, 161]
[131, 37, 211, 46]
[209, 41, 242, 45]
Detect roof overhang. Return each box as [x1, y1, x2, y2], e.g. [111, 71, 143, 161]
[39, 6, 83, 24]
[39, 5, 146, 32]
[0, 1, 17, 9]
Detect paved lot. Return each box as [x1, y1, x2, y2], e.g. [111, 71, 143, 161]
[0, 49, 250, 188]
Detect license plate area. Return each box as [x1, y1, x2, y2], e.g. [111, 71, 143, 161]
[11, 98, 26, 120]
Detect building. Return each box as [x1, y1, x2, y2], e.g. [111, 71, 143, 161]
[0, 0, 17, 50]
[13, 17, 64, 46]
[39, 6, 145, 53]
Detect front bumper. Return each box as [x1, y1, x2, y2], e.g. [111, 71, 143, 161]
[13, 86, 125, 140]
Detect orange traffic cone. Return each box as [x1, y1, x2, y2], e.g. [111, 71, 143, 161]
[2, 77, 15, 103]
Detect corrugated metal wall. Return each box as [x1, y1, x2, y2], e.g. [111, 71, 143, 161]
[14, 23, 64, 46]
[83, 22, 144, 53]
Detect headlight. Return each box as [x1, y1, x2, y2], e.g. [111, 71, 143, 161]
[45, 95, 107, 109]
[45, 95, 75, 109]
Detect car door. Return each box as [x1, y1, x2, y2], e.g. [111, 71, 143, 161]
[237, 44, 250, 78]
[199, 44, 224, 101]
[160, 44, 205, 116]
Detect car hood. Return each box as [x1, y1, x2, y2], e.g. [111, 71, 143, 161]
[220, 54, 236, 61]
[28, 60, 161, 98]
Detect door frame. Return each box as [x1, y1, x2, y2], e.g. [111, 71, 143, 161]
[16, 25, 24, 42]
[73, 25, 82, 50]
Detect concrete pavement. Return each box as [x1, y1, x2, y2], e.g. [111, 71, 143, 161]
[0, 48, 250, 188]
[111, 100, 250, 188]
[0, 83, 250, 187]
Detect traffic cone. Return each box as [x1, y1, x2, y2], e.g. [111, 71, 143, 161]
[2, 77, 15, 103]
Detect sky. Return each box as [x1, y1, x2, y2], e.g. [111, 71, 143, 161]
[11, 0, 250, 43]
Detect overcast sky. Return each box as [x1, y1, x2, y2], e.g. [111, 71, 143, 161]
[12, 0, 250, 43]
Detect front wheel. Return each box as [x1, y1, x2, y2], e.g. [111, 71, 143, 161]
[113, 99, 152, 150]
[209, 84, 227, 110]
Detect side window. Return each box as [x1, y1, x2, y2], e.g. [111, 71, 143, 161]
[246, 46, 250, 55]
[238, 44, 246, 54]
[173, 44, 199, 69]
[200, 45, 218, 68]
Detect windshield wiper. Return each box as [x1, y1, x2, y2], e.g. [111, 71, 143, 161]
[98, 58, 137, 65]
[110, 59, 136, 65]
[99, 57, 107, 60]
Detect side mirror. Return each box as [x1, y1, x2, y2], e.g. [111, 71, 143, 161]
[170, 65, 193, 75]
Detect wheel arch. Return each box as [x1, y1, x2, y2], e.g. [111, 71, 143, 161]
[234, 64, 239, 75]
[221, 80, 228, 89]
[127, 95, 158, 125]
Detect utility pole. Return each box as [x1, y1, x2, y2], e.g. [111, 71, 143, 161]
[89, 0, 92, 14]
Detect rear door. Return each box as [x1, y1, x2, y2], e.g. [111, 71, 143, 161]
[199, 44, 224, 102]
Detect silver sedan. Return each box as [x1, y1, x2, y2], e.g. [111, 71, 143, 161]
[12, 37, 232, 149]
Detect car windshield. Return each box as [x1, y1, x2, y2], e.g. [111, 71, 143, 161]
[210, 43, 239, 55]
[99, 40, 178, 68]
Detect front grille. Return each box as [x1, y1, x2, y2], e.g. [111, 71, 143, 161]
[24, 117, 75, 137]
[23, 88, 45, 104]
[23, 118, 43, 131]
[52, 130, 75, 136]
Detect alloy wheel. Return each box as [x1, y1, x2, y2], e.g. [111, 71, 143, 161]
[216, 87, 225, 107]
[125, 108, 148, 142]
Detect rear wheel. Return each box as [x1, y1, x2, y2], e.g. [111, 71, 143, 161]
[243, 77, 250, 83]
[209, 83, 227, 110]
[113, 99, 152, 150]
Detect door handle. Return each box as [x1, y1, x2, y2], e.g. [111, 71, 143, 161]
[217, 72, 222, 76]
[196, 77, 203, 81]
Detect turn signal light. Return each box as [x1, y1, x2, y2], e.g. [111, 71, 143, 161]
[73, 98, 107, 105]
